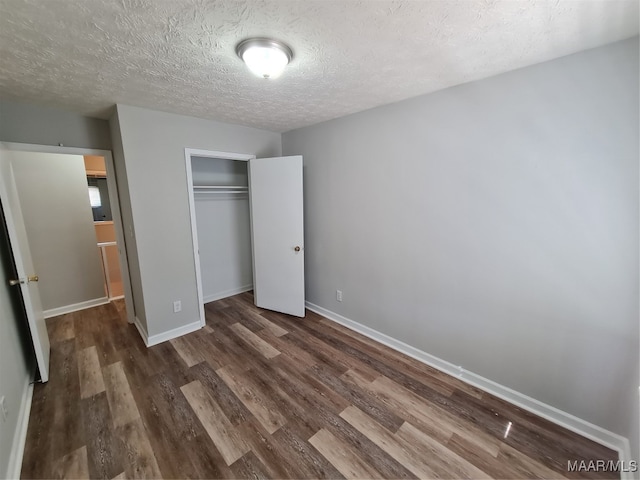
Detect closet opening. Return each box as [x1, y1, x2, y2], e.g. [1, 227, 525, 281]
[185, 149, 256, 326]
[186, 148, 306, 324]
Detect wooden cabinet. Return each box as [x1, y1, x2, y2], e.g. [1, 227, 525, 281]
[84, 155, 106, 176]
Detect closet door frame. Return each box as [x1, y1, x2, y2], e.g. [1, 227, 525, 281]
[184, 148, 255, 327]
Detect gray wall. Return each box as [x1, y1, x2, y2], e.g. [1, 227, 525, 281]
[9, 151, 106, 311]
[112, 105, 281, 336]
[91, 177, 113, 221]
[195, 197, 253, 300]
[0, 205, 35, 478]
[628, 360, 640, 461]
[109, 109, 146, 326]
[283, 37, 639, 450]
[0, 99, 111, 150]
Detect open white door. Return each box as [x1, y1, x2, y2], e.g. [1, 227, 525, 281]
[249, 155, 305, 317]
[0, 145, 50, 382]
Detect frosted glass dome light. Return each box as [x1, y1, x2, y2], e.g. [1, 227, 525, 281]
[236, 38, 293, 79]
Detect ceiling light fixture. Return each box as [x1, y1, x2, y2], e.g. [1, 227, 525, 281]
[236, 38, 293, 79]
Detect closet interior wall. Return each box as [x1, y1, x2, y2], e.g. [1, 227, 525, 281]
[191, 156, 253, 303]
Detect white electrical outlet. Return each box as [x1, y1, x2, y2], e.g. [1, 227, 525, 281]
[173, 300, 182, 313]
[0, 396, 7, 422]
[336, 290, 343, 302]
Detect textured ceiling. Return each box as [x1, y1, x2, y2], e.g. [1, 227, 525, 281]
[0, 0, 637, 133]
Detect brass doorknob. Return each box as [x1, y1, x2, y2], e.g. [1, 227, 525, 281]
[9, 275, 38, 286]
[294, 246, 301, 252]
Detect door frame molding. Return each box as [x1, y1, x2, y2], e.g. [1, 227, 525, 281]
[184, 148, 255, 327]
[0, 141, 135, 324]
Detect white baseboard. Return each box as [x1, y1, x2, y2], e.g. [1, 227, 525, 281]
[203, 284, 253, 304]
[132, 285, 250, 349]
[44, 297, 109, 318]
[305, 301, 632, 467]
[6, 375, 34, 480]
[133, 316, 149, 346]
[141, 319, 202, 347]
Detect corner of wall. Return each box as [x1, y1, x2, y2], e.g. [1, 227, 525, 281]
[133, 316, 149, 347]
[108, 107, 148, 332]
[4, 369, 34, 480]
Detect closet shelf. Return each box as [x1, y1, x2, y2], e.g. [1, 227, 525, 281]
[193, 185, 248, 194]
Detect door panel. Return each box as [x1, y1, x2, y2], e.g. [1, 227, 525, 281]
[0, 145, 50, 382]
[248, 155, 305, 317]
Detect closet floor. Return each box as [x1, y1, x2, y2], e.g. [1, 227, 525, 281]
[21, 293, 618, 479]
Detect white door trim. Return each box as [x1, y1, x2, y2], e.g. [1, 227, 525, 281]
[0, 142, 135, 324]
[184, 148, 256, 327]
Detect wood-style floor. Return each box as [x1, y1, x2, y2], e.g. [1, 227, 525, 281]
[21, 292, 618, 479]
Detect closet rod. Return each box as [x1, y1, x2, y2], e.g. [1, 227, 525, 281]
[194, 191, 248, 194]
[193, 185, 247, 190]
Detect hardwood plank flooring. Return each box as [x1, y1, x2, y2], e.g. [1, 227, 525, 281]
[102, 362, 140, 428]
[21, 293, 619, 479]
[308, 428, 385, 479]
[51, 445, 89, 480]
[115, 417, 162, 479]
[181, 380, 251, 465]
[229, 322, 281, 359]
[77, 346, 106, 399]
[81, 392, 124, 479]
